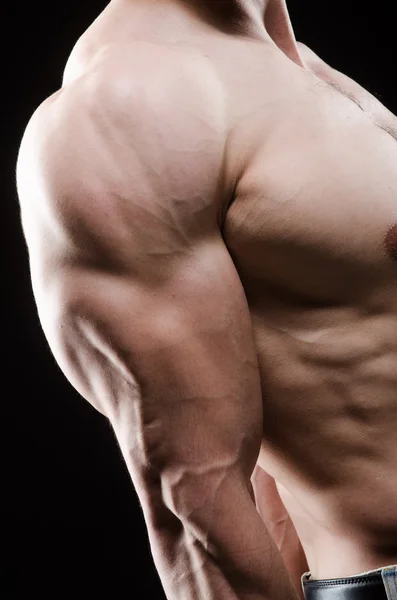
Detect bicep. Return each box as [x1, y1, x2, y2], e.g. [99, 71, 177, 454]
[17, 74, 264, 543]
[47, 233, 264, 522]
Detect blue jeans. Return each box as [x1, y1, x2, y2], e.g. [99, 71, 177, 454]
[301, 564, 397, 599]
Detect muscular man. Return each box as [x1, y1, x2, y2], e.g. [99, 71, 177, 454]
[16, 0, 397, 598]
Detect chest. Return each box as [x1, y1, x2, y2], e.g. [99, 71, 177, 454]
[223, 78, 397, 306]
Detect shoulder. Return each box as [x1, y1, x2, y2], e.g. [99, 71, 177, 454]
[19, 41, 228, 186]
[19, 44, 223, 184]
[17, 46, 230, 278]
[297, 41, 397, 125]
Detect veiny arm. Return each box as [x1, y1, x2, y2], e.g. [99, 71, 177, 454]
[17, 59, 300, 600]
[251, 466, 309, 600]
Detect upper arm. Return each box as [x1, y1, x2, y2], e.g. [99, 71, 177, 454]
[16, 67, 263, 531]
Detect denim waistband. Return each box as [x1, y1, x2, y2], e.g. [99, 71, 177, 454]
[301, 565, 397, 600]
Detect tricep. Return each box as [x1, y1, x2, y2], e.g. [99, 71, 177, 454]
[16, 66, 264, 527]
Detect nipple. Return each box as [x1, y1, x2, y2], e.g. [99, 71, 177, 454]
[383, 222, 397, 261]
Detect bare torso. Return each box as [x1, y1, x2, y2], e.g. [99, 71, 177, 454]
[63, 0, 397, 580]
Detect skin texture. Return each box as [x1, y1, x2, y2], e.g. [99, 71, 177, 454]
[17, 29, 302, 600]
[17, 0, 397, 597]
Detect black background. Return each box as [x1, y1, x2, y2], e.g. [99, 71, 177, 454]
[5, 0, 397, 597]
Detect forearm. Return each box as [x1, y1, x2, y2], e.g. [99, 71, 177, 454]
[142, 475, 301, 600]
[276, 527, 308, 600]
[251, 467, 308, 600]
[259, 493, 308, 600]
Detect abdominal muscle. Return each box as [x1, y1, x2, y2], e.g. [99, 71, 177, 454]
[252, 313, 397, 579]
[60, 0, 397, 577]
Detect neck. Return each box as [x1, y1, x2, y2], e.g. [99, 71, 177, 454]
[117, 0, 305, 67]
[260, 0, 306, 67]
[169, 0, 305, 67]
